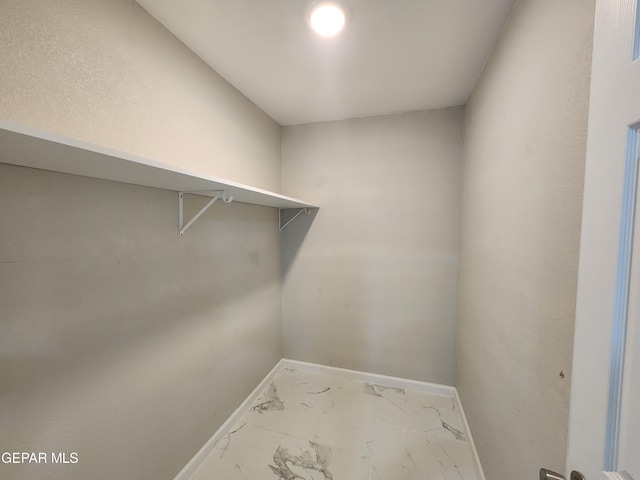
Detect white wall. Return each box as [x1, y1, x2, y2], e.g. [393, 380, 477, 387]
[0, 1, 601, 479]
[456, 1, 595, 478]
[0, 1, 282, 479]
[281, 109, 463, 385]
[0, 0, 280, 191]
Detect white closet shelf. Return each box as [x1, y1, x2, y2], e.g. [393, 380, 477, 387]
[0, 120, 317, 210]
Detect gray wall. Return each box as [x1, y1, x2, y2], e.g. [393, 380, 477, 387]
[456, 0, 594, 478]
[281, 109, 463, 385]
[0, 0, 280, 191]
[0, 0, 600, 478]
[0, 1, 282, 479]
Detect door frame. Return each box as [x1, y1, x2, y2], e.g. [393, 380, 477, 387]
[567, 0, 640, 477]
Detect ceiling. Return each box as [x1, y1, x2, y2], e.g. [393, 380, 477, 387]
[135, 0, 516, 126]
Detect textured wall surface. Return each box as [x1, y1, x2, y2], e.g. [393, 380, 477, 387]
[0, 0, 280, 191]
[0, 1, 282, 479]
[456, 0, 595, 478]
[281, 109, 463, 385]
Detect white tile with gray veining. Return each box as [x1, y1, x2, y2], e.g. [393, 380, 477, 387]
[188, 367, 479, 480]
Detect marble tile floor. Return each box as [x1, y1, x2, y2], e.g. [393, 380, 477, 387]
[189, 367, 480, 480]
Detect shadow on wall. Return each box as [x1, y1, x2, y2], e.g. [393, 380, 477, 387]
[281, 208, 318, 278]
[0, 164, 282, 480]
[280, 206, 376, 372]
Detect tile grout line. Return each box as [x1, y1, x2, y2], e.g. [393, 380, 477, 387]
[281, 358, 456, 398]
[174, 358, 485, 480]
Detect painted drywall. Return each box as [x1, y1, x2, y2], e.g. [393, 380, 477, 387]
[0, 1, 282, 479]
[455, 0, 594, 478]
[0, 0, 280, 191]
[281, 109, 463, 385]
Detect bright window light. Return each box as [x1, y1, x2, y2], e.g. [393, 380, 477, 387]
[308, 2, 346, 37]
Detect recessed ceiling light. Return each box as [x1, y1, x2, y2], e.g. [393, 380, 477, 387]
[308, 2, 346, 37]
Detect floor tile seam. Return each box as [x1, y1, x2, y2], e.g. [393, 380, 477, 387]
[246, 418, 375, 443]
[278, 370, 456, 411]
[178, 361, 481, 480]
[242, 422, 376, 462]
[244, 422, 324, 446]
[272, 373, 471, 449]
[373, 393, 447, 412]
[372, 420, 468, 443]
[210, 425, 473, 478]
[368, 458, 458, 479]
[380, 421, 468, 440]
[374, 396, 458, 409]
[281, 359, 456, 398]
[277, 394, 378, 411]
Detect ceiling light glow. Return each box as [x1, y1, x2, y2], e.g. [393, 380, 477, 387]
[309, 2, 346, 37]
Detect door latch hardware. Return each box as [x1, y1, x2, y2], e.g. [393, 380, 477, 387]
[540, 468, 586, 480]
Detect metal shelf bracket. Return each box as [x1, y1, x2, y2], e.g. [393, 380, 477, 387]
[179, 190, 233, 236]
[279, 208, 312, 232]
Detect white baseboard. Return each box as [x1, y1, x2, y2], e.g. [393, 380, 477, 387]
[172, 359, 283, 480]
[454, 389, 486, 480]
[174, 358, 485, 480]
[282, 358, 456, 398]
